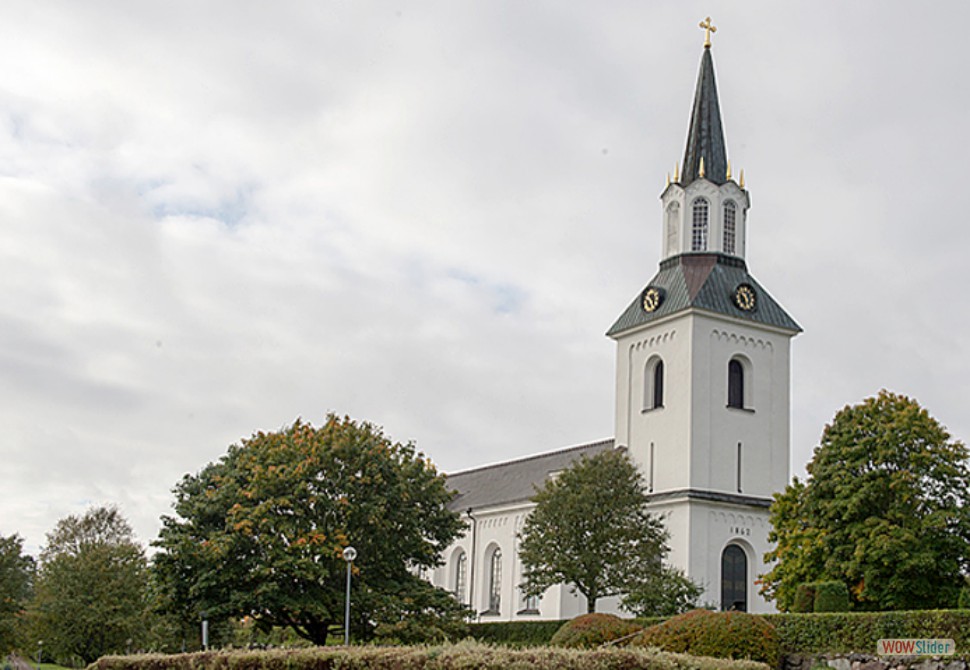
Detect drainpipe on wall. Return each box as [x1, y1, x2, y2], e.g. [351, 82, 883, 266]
[466, 508, 478, 621]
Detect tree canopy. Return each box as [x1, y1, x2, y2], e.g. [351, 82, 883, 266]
[153, 414, 466, 645]
[33, 506, 149, 664]
[518, 448, 700, 614]
[762, 390, 970, 611]
[0, 533, 34, 654]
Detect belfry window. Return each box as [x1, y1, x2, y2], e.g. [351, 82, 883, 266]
[666, 203, 680, 255]
[723, 201, 737, 254]
[728, 359, 744, 409]
[692, 199, 709, 251]
[721, 545, 747, 611]
[487, 548, 502, 614]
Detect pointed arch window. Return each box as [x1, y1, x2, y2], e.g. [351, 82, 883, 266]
[487, 548, 502, 614]
[453, 551, 467, 604]
[644, 357, 665, 411]
[723, 201, 737, 255]
[692, 199, 709, 251]
[721, 545, 747, 611]
[728, 359, 744, 409]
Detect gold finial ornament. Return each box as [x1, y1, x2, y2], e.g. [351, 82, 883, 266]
[666, 172, 671, 187]
[699, 156, 706, 178]
[674, 163, 680, 182]
[699, 16, 717, 48]
[739, 169, 745, 188]
[726, 160, 732, 180]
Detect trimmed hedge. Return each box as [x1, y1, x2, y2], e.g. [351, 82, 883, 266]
[475, 609, 970, 655]
[468, 620, 566, 647]
[550, 613, 644, 648]
[631, 610, 780, 668]
[86, 641, 771, 670]
[764, 610, 970, 654]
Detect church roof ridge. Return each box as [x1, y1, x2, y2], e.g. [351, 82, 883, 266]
[445, 438, 615, 511]
[446, 438, 615, 478]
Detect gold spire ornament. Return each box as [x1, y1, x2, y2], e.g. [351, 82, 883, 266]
[699, 156, 706, 178]
[674, 163, 680, 182]
[666, 172, 671, 187]
[726, 160, 732, 180]
[699, 16, 717, 48]
[739, 169, 745, 188]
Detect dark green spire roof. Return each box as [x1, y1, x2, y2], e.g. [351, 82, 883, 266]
[681, 47, 728, 186]
[607, 254, 801, 337]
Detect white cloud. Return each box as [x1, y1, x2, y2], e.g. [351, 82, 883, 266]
[0, 2, 968, 554]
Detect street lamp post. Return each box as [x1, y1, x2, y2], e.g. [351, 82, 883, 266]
[36, 640, 43, 670]
[342, 546, 357, 646]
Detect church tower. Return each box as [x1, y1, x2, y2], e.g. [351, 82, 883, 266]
[607, 20, 800, 613]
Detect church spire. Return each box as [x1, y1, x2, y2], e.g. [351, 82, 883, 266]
[680, 22, 728, 186]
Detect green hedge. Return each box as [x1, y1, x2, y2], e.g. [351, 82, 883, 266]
[468, 620, 567, 647]
[765, 610, 970, 654]
[85, 642, 770, 670]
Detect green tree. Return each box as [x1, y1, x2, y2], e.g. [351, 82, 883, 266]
[0, 533, 34, 654]
[762, 390, 970, 611]
[519, 448, 700, 614]
[32, 506, 149, 664]
[153, 414, 466, 645]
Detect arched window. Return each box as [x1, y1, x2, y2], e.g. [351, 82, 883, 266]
[453, 551, 467, 604]
[666, 203, 680, 255]
[488, 548, 502, 614]
[644, 357, 665, 410]
[721, 545, 747, 611]
[691, 198, 709, 251]
[723, 201, 737, 255]
[728, 359, 744, 409]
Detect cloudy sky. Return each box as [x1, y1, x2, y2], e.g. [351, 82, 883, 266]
[2, 2, 968, 555]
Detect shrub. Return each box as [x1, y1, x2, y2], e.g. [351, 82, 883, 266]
[549, 613, 644, 648]
[86, 641, 772, 670]
[791, 585, 815, 613]
[632, 609, 781, 668]
[812, 582, 849, 613]
[959, 586, 970, 610]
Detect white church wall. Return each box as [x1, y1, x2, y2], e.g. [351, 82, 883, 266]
[432, 501, 597, 622]
[699, 502, 775, 613]
[691, 313, 792, 496]
[614, 313, 693, 493]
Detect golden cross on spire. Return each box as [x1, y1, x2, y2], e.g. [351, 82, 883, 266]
[699, 16, 717, 48]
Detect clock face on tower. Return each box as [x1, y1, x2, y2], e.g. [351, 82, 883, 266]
[733, 284, 757, 311]
[642, 286, 665, 312]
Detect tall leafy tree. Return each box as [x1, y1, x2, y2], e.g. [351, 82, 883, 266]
[32, 506, 149, 664]
[153, 414, 466, 645]
[762, 390, 970, 611]
[0, 533, 34, 654]
[519, 448, 699, 614]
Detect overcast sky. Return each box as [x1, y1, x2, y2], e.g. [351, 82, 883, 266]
[2, 2, 968, 555]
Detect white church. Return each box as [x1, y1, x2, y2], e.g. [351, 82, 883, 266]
[429, 22, 800, 618]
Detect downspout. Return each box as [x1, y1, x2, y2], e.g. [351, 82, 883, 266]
[466, 508, 478, 620]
